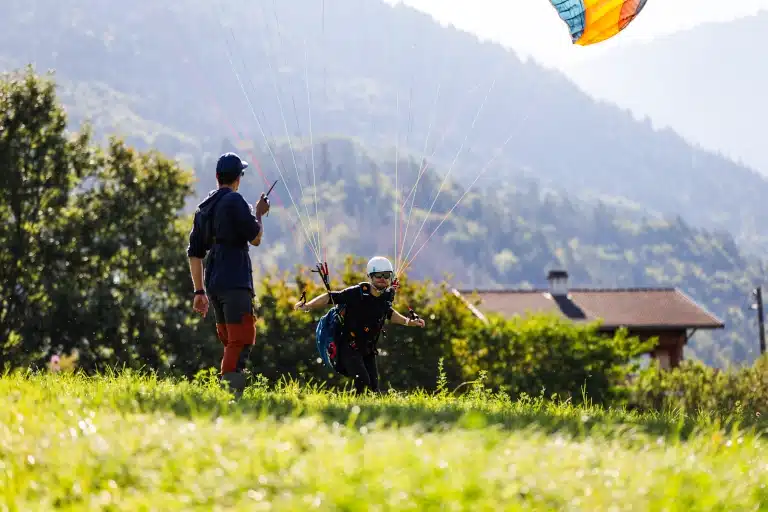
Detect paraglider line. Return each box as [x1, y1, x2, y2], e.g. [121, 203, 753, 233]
[252, 1, 320, 258]
[399, 75, 498, 276]
[400, 127, 518, 273]
[212, 2, 321, 263]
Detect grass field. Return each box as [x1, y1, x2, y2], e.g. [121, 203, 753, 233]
[1, 369, 767, 511]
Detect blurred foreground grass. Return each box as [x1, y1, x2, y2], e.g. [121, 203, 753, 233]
[1, 369, 767, 510]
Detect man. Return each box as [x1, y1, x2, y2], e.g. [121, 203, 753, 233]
[187, 152, 271, 395]
[295, 256, 426, 394]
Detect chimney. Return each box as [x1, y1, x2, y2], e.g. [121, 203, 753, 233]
[547, 269, 569, 296]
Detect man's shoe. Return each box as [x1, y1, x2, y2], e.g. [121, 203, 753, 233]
[220, 372, 246, 399]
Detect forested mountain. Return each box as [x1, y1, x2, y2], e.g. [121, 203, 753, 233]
[3, 0, 768, 255]
[195, 135, 765, 369]
[566, 12, 768, 176]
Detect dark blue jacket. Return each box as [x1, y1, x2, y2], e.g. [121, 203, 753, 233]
[186, 188, 261, 294]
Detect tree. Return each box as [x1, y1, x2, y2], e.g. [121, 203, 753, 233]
[0, 66, 215, 373]
[0, 66, 96, 364]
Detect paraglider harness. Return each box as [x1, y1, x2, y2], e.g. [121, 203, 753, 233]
[300, 262, 420, 374]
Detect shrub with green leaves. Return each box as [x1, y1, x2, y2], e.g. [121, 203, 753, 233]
[451, 313, 655, 404]
[628, 355, 768, 418]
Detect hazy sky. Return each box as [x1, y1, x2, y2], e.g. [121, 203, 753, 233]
[394, 0, 768, 68]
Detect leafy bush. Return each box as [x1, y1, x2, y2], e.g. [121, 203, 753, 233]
[629, 355, 768, 420]
[451, 313, 655, 404]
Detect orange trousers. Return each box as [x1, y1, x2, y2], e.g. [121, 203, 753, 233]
[209, 289, 256, 374]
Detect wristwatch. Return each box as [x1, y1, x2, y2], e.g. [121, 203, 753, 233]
[194, 289, 205, 296]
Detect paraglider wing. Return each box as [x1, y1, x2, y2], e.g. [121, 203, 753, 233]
[549, 0, 648, 46]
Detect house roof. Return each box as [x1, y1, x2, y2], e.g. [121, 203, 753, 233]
[451, 287, 725, 330]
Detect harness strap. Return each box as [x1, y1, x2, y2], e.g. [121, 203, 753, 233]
[343, 283, 394, 353]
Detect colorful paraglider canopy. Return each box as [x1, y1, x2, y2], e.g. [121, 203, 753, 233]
[549, 0, 648, 46]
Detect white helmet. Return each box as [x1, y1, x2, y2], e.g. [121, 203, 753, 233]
[366, 256, 394, 276]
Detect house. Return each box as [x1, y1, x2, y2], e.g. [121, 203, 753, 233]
[451, 270, 725, 369]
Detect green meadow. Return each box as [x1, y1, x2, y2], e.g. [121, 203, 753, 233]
[1, 370, 766, 511]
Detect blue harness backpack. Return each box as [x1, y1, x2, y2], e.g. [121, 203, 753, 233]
[315, 304, 346, 371]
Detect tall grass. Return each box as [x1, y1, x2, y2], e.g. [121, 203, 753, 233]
[1, 367, 766, 510]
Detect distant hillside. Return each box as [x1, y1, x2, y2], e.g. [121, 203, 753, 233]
[208, 135, 766, 369]
[3, 0, 768, 255]
[566, 12, 768, 175]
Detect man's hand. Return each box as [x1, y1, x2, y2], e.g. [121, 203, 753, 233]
[193, 294, 209, 317]
[408, 317, 425, 328]
[188, 257, 207, 316]
[255, 193, 270, 217]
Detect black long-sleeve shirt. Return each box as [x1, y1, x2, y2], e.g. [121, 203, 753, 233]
[329, 283, 394, 350]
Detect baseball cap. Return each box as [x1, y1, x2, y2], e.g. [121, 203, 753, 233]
[216, 152, 249, 176]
